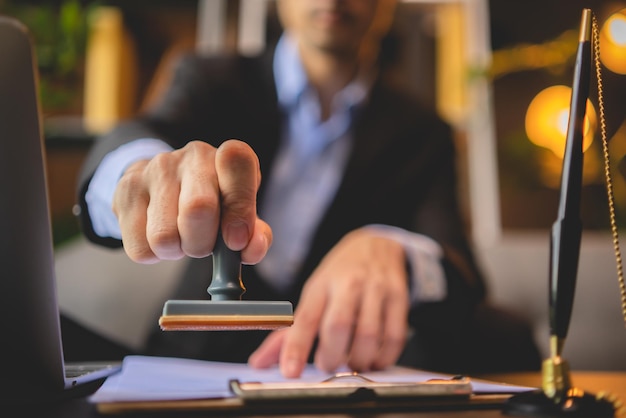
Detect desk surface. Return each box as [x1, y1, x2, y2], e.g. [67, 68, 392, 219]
[7, 371, 625, 418]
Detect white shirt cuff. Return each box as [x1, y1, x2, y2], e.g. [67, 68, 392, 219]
[363, 224, 446, 305]
[85, 138, 173, 239]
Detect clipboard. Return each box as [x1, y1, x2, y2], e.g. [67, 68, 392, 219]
[95, 376, 511, 415]
[95, 375, 509, 415]
[229, 372, 473, 402]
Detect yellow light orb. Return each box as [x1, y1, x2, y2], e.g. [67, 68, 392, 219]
[600, 8, 626, 75]
[525, 85, 597, 158]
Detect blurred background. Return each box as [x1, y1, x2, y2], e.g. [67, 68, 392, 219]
[1, 0, 625, 371]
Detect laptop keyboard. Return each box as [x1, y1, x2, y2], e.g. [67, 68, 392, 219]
[65, 362, 121, 378]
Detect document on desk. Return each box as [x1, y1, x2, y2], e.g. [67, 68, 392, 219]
[90, 355, 534, 410]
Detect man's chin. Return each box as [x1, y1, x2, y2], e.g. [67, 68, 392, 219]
[307, 32, 361, 56]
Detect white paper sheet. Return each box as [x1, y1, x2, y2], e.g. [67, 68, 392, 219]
[89, 355, 535, 403]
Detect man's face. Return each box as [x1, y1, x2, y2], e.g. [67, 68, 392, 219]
[277, 0, 396, 57]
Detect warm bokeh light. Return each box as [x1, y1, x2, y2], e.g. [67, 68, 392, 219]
[600, 8, 626, 75]
[525, 85, 597, 158]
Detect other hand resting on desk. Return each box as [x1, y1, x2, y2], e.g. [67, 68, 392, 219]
[249, 228, 409, 378]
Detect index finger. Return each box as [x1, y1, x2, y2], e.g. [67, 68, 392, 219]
[214, 140, 261, 251]
[279, 281, 327, 377]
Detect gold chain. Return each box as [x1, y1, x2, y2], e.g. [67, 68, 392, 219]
[592, 14, 626, 326]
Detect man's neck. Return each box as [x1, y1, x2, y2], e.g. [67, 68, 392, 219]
[299, 47, 365, 121]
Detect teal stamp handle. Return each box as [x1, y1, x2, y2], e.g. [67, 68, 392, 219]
[207, 233, 246, 301]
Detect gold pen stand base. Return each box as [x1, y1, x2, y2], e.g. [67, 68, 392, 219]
[502, 388, 615, 417]
[503, 356, 615, 417]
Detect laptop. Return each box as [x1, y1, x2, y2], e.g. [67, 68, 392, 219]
[0, 16, 121, 402]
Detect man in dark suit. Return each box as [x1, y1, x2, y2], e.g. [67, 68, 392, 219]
[76, 0, 539, 377]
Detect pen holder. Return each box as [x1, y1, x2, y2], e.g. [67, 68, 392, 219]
[503, 389, 616, 417]
[502, 355, 615, 417]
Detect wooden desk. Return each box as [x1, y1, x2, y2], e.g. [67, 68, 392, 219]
[8, 372, 624, 417]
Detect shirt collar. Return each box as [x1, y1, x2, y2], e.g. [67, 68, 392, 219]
[273, 34, 307, 108]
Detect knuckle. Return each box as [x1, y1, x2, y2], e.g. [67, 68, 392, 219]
[354, 326, 379, 344]
[223, 176, 258, 200]
[368, 276, 388, 293]
[224, 198, 256, 220]
[115, 171, 145, 204]
[384, 331, 406, 349]
[148, 151, 171, 169]
[146, 226, 180, 251]
[179, 193, 219, 220]
[182, 139, 214, 155]
[181, 141, 216, 170]
[337, 271, 366, 292]
[324, 316, 353, 337]
[145, 152, 179, 181]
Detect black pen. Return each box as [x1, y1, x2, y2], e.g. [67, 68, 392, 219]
[545, 8, 592, 400]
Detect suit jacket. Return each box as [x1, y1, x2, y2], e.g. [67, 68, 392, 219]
[76, 46, 487, 371]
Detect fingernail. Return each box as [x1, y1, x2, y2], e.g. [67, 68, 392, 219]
[225, 221, 249, 250]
